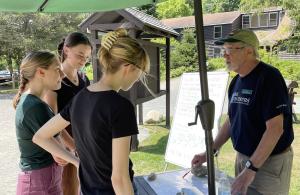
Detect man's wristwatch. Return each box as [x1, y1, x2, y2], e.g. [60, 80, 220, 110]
[245, 160, 259, 172]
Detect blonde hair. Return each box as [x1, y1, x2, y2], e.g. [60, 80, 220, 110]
[98, 28, 150, 74]
[13, 51, 59, 109]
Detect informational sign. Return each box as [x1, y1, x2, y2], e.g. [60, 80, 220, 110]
[165, 72, 229, 168]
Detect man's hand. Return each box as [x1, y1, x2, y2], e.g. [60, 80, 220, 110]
[191, 152, 206, 167]
[52, 155, 68, 166]
[231, 168, 256, 195]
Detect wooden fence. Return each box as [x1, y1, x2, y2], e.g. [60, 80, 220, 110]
[278, 52, 300, 61]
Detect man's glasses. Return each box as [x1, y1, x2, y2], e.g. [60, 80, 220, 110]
[221, 47, 245, 55]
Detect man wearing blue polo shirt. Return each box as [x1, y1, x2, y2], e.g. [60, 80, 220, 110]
[191, 29, 293, 195]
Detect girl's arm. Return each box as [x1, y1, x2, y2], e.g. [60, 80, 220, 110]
[43, 90, 76, 151]
[52, 135, 69, 166]
[61, 129, 76, 151]
[32, 114, 79, 168]
[111, 136, 134, 195]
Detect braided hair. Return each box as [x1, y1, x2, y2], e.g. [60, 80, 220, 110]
[13, 51, 59, 109]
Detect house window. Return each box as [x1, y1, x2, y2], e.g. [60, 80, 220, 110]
[269, 12, 278, 26]
[242, 15, 250, 28]
[259, 13, 269, 27]
[214, 26, 222, 39]
[251, 14, 259, 28]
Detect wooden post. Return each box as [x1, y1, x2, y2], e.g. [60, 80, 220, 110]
[166, 37, 171, 128]
[138, 104, 143, 125]
[131, 103, 139, 152]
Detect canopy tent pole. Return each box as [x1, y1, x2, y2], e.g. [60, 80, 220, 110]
[190, 0, 216, 194]
[38, 0, 48, 12]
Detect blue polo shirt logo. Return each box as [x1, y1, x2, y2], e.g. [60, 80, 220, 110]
[231, 92, 251, 105]
[242, 89, 253, 95]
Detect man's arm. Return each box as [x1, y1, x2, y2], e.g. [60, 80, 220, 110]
[191, 117, 231, 166]
[231, 114, 284, 195]
[249, 114, 283, 167]
[214, 117, 231, 151]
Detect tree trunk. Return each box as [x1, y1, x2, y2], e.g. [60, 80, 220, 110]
[6, 53, 13, 75]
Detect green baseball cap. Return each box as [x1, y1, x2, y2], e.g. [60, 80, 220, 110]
[215, 29, 259, 49]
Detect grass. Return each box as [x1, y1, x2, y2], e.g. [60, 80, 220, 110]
[0, 82, 18, 94]
[132, 115, 300, 194]
[0, 88, 17, 94]
[130, 124, 179, 175]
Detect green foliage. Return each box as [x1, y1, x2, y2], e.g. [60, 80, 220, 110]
[207, 57, 226, 71]
[82, 63, 93, 81]
[156, 0, 193, 19]
[171, 29, 198, 69]
[259, 49, 300, 80]
[0, 13, 88, 72]
[277, 36, 300, 53]
[170, 65, 198, 78]
[202, 0, 241, 13]
[138, 4, 158, 17]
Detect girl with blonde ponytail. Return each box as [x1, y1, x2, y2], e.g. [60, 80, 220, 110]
[33, 28, 150, 195]
[14, 51, 67, 195]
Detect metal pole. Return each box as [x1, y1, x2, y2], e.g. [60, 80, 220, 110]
[193, 0, 216, 194]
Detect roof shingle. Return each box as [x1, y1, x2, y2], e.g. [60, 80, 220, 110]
[162, 11, 241, 29]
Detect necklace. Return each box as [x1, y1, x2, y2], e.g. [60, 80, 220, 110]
[65, 73, 78, 84]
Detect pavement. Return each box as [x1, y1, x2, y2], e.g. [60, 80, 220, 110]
[0, 94, 19, 195]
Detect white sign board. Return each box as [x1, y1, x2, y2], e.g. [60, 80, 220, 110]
[165, 72, 229, 168]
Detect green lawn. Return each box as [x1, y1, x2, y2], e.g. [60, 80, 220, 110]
[131, 115, 300, 194]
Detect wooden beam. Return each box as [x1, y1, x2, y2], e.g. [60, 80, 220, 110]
[88, 22, 135, 31]
[137, 39, 166, 48]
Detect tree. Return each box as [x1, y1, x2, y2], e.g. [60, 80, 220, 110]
[171, 28, 198, 68]
[156, 0, 193, 19]
[202, 0, 241, 13]
[0, 13, 87, 72]
[139, 4, 158, 17]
